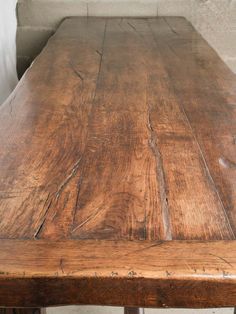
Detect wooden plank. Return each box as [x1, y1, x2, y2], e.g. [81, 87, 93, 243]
[0, 240, 236, 308]
[70, 19, 167, 240]
[0, 18, 107, 239]
[138, 17, 235, 240]
[148, 17, 236, 236]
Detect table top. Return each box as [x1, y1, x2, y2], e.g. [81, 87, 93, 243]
[0, 17, 236, 308]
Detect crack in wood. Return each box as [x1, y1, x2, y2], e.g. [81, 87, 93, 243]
[34, 217, 46, 239]
[34, 198, 53, 239]
[71, 172, 84, 227]
[72, 205, 103, 233]
[163, 17, 179, 35]
[34, 158, 82, 239]
[97, 22, 107, 85]
[55, 157, 83, 200]
[147, 106, 172, 240]
[127, 22, 137, 32]
[69, 62, 84, 82]
[96, 50, 102, 56]
[126, 21, 144, 38]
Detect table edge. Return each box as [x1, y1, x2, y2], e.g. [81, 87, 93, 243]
[0, 239, 236, 308]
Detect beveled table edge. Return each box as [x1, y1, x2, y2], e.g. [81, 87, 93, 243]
[0, 239, 235, 308]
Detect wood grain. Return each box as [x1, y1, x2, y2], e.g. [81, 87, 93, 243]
[0, 17, 236, 308]
[148, 17, 236, 237]
[0, 240, 236, 308]
[0, 18, 107, 239]
[1, 17, 235, 241]
[70, 19, 167, 241]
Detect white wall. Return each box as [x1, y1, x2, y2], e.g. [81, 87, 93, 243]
[0, 0, 18, 105]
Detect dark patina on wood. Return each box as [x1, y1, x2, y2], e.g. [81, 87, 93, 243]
[0, 17, 236, 309]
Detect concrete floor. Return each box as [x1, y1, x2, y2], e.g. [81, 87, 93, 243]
[47, 306, 234, 314]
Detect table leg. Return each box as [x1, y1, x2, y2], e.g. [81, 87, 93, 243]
[124, 308, 144, 314]
[0, 309, 46, 314]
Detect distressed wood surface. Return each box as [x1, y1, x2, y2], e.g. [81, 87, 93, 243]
[0, 17, 236, 308]
[0, 240, 236, 308]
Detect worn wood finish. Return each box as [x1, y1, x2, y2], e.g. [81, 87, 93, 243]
[0, 240, 236, 308]
[0, 17, 236, 308]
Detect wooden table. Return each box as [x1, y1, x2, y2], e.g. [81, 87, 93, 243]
[0, 17, 236, 313]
